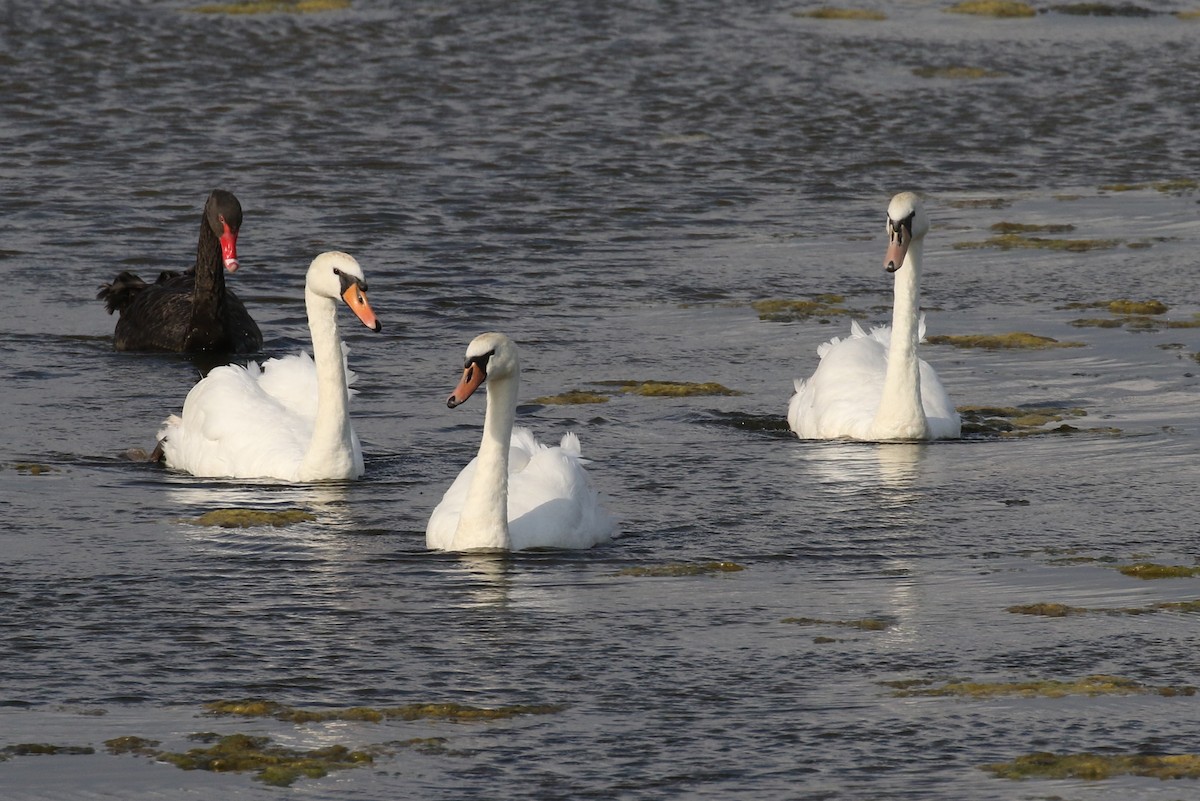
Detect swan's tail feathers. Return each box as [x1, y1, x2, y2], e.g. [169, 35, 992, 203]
[559, 431, 581, 455]
[340, 342, 359, 393]
[97, 271, 149, 314]
[793, 377, 806, 394]
[918, 313, 928, 342]
[850, 319, 868, 338]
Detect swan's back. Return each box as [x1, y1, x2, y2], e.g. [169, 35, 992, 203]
[425, 428, 617, 551]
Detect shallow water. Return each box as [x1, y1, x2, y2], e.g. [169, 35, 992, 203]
[3, 2, 1200, 799]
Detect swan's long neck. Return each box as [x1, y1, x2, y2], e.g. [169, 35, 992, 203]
[872, 237, 930, 440]
[454, 371, 518, 550]
[190, 221, 226, 328]
[297, 290, 355, 480]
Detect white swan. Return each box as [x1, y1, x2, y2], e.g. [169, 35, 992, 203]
[156, 251, 382, 480]
[426, 332, 617, 552]
[787, 192, 960, 441]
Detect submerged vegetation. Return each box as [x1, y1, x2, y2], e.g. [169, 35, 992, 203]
[885, 675, 1193, 698]
[532, 390, 610, 405]
[595, 379, 743, 397]
[615, 561, 745, 578]
[1008, 599, 1200, 616]
[185, 509, 317, 528]
[983, 751, 1200, 780]
[793, 7, 886, 20]
[2, 743, 95, 756]
[926, 332, 1084, 350]
[958, 405, 1102, 437]
[1060, 299, 1200, 331]
[752, 295, 852, 322]
[155, 733, 372, 787]
[12, 462, 56, 475]
[1118, 562, 1200, 580]
[945, 1, 1037, 17]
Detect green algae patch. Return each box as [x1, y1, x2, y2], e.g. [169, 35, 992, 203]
[190, 0, 349, 13]
[959, 405, 1092, 437]
[983, 751, 1200, 781]
[13, 462, 56, 475]
[990, 222, 1076, 234]
[1119, 562, 1200, 580]
[1065, 298, 1169, 315]
[912, 65, 1005, 79]
[104, 736, 161, 756]
[945, 0, 1037, 17]
[2, 743, 95, 756]
[155, 733, 371, 787]
[1006, 602, 1085, 617]
[615, 561, 745, 578]
[926, 333, 1084, 350]
[781, 616, 892, 631]
[597, 380, 744, 397]
[532, 390, 610, 405]
[752, 295, 852, 322]
[1180, 9, 1200, 19]
[953, 233, 1122, 252]
[186, 509, 317, 528]
[793, 7, 887, 20]
[205, 699, 564, 723]
[890, 675, 1182, 699]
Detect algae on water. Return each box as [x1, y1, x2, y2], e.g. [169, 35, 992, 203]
[983, 751, 1200, 781]
[945, 1, 1037, 17]
[532, 390, 610, 405]
[595, 380, 744, 397]
[792, 7, 887, 20]
[752, 295, 852, 322]
[186, 509, 317, 528]
[887, 674, 1192, 699]
[926, 333, 1084, 350]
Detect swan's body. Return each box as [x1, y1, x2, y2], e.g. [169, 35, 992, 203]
[788, 192, 960, 441]
[426, 333, 617, 552]
[98, 190, 262, 354]
[156, 251, 382, 481]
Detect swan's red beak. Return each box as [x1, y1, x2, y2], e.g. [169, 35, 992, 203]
[447, 362, 486, 409]
[342, 284, 382, 332]
[220, 218, 240, 273]
[884, 224, 909, 273]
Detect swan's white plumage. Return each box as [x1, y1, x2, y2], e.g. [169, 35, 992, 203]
[426, 333, 617, 552]
[788, 317, 959, 440]
[156, 251, 380, 481]
[787, 192, 960, 442]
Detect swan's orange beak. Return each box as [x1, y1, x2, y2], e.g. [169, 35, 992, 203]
[219, 217, 240, 272]
[447, 362, 486, 409]
[884, 223, 909, 273]
[342, 283, 382, 332]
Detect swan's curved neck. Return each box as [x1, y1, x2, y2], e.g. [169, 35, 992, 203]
[871, 237, 929, 440]
[455, 371, 518, 550]
[297, 291, 354, 480]
[190, 221, 226, 324]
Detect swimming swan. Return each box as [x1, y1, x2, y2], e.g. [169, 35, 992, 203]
[426, 332, 617, 552]
[98, 189, 262, 354]
[155, 251, 382, 480]
[788, 192, 960, 441]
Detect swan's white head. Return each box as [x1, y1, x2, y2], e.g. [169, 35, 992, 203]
[305, 251, 382, 332]
[447, 332, 518, 409]
[884, 192, 929, 274]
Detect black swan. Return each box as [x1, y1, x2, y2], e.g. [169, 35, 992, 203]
[98, 190, 263, 353]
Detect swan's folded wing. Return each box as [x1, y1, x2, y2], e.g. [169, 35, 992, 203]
[159, 365, 310, 478]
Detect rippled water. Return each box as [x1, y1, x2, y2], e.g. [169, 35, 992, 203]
[3, 2, 1200, 799]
